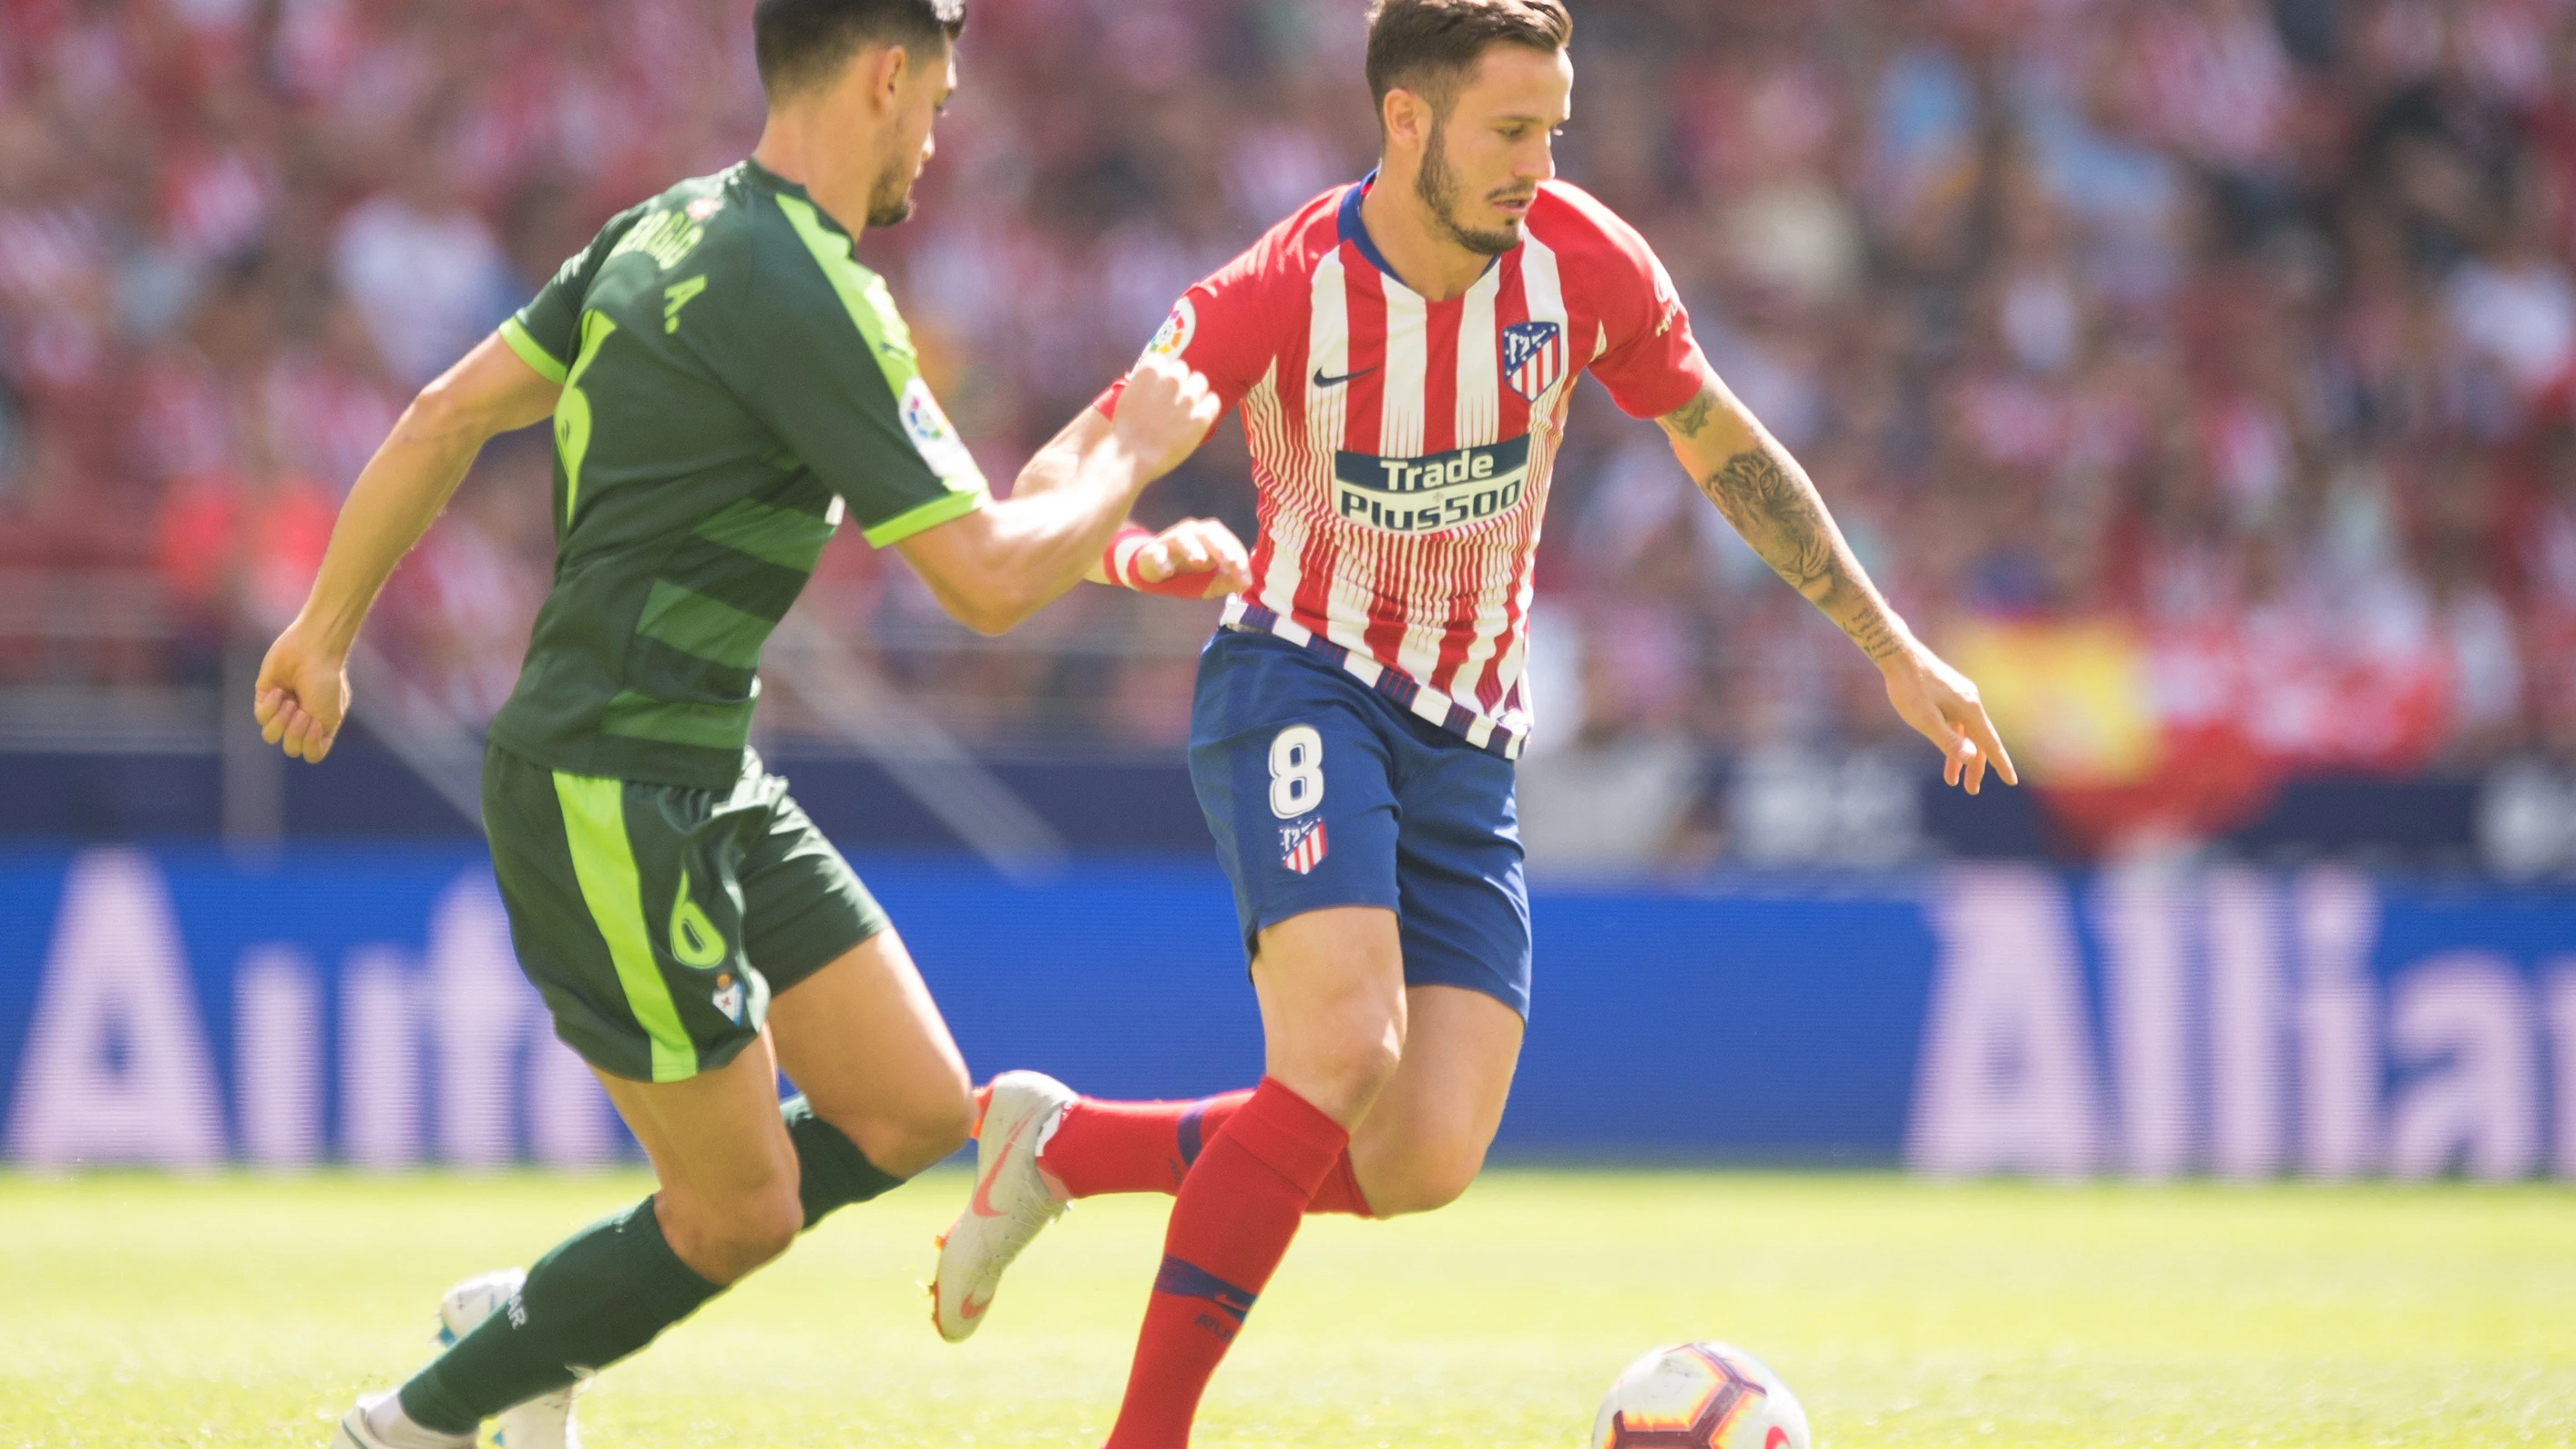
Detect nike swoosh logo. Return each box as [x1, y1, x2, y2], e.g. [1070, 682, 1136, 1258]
[967, 1115, 1034, 1219]
[1312, 366, 1377, 389]
[959, 1291, 992, 1321]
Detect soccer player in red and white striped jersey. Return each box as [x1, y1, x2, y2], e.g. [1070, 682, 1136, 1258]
[1099, 122, 1709, 760]
[938, 4, 2016, 1443]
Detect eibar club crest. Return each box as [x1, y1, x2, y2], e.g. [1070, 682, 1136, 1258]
[1279, 818, 1329, 875]
[1501, 320, 1565, 403]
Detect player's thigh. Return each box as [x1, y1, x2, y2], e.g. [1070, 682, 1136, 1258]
[1347, 983, 1523, 1215]
[727, 771, 969, 1172]
[1391, 731, 1532, 1018]
[1188, 631, 1405, 956]
[1191, 635, 1413, 1122]
[765, 928, 974, 1177]
[591, 1043, 802, 1281]
[1250, 904, 1407, 1128]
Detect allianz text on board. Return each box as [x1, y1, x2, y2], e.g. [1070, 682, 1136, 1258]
[0, 851, 2569, 1178]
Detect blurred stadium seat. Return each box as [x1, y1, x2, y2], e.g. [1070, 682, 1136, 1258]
[4, 19, 2571, 1449]
[10, 1, 2576, 869]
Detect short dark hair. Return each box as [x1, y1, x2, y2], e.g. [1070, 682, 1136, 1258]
[753, 0, 966, 100]
[1365, 0, 1571, 119]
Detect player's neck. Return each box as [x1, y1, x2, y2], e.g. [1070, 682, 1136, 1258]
[751, 113, 874, 244]
[1356, 174, 1496, 303]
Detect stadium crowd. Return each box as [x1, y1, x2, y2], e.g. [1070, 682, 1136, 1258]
[5, 0, 2576, 825]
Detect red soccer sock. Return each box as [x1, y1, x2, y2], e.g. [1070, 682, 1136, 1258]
[1038, 1092, 1249, 1198]
[1040, 1091, 1374, 1216]
[1102, 1077, 1348, 1449]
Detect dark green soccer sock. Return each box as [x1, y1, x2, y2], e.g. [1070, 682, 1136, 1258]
[397, 1197, 720, 1434]
[396, 1099, 904, 1434]
[782, 1093, 906, 1228]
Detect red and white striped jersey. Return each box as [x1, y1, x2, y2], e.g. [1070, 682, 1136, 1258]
[1100, 177, 1703, 758]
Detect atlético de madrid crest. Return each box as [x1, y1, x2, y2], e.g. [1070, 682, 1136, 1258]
[1502, 321, 1565, 403]
[1279, 818, 1329, 875]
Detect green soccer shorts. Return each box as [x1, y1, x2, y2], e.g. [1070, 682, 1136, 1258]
[481, 742, 890, 1083]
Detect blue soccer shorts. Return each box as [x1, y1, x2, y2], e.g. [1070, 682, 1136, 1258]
[1187, 628, 1531, 1018]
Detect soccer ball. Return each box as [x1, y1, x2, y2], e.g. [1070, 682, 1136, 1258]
[1590, 1342, 1810, 1449]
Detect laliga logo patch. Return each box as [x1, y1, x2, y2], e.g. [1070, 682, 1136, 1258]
[1279, 818, 1329, 875]
[686, 196, 723, 221]
[711, 973, 745, 1026]
[1502, 320, 1565, 403]
[1145, 297, 1196, 362]
[900, 377, 980, 485]
[901, 376, 957, 444]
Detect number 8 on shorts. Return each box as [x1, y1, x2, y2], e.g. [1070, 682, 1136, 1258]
[1268, 724, 1324, 819]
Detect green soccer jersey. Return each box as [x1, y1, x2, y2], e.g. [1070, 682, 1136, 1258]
[486, 159, 986, 790]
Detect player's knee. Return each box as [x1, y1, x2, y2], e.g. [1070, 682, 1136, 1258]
[826, 1071, 973, 1179]
[1363, 1140, 1486, 1217]
[881, 1081, 975, 1177]
[1312, 1045, 1400, 1127]
[674, 1185, 802, 1281]
[728, 1187, 807, 1268]
[1272, 1026, 1399, 1126]
[1312, 1031, 1403, 1103]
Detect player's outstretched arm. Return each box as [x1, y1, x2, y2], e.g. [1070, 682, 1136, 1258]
[254, 332, 561, 762]
[1657, 359, 2018, 794]
[1014, 409, 1247, 599]
[896, 357, 1226, 634]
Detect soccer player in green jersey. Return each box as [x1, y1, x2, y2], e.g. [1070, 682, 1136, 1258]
[250, 2, 1237, 1445]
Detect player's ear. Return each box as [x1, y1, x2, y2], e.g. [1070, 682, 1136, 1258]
[867, 42, 908, 112]
[1383, 87, 1431, 158]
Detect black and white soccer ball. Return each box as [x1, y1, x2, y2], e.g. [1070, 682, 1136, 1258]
[1590, 1342, 1810, 1449]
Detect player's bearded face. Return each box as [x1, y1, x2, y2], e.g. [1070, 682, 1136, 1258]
[1415, 113, 1525, 256]
[867, 148, 919, 227]
[868, 47, 953, 228]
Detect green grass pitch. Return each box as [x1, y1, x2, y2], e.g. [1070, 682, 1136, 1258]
[2, 1170, 2569, 1446]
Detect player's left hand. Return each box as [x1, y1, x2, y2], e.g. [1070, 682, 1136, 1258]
[252, 621, 352, 764]
[1130, 517, 1251, 599]
[1879, 638, 2017, 795]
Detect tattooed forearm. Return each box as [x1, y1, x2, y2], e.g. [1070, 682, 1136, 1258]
[1695, 443, 1907, 663]
[1654, 382, 1910, 662]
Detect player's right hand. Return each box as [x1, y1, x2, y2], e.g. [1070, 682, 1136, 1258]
[253, 621, 352, 763]
[1129, 517, 1252, 598]
[1113, 356, 1222, 481]
[1879, 638, 2017, 796]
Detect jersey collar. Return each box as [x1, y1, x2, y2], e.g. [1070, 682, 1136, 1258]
[1337, 171, 1403, 280]
[1336, 168, 1508, 291]
[739, 157, 802, 196]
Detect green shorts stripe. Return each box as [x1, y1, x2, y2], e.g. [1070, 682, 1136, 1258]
[486, 742, 889, 1084]
[552, 771, 699, 1083]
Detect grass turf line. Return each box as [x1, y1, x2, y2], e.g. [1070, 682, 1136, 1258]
[0, 1170, 2568, 1446]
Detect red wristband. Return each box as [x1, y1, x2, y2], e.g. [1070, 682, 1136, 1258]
[1104, 524, 1220, 598]
[1103, 526, 1156, 588]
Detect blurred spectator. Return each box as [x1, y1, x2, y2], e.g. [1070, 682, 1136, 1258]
[6, 0, 2576, 857]
[331, 146, 514, 388]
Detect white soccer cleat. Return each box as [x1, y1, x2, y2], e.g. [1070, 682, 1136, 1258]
[932, 1069, 1077, 1342]
[438, 1268, 582, 1449]
[331, 1389, 470, 1449]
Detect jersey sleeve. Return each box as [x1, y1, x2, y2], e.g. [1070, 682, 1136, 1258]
[1092, 242, 1290, 422]
[1574, 203, 1707, 421]
[731, 199, 988, 547]
[498, 207, 644, 384]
